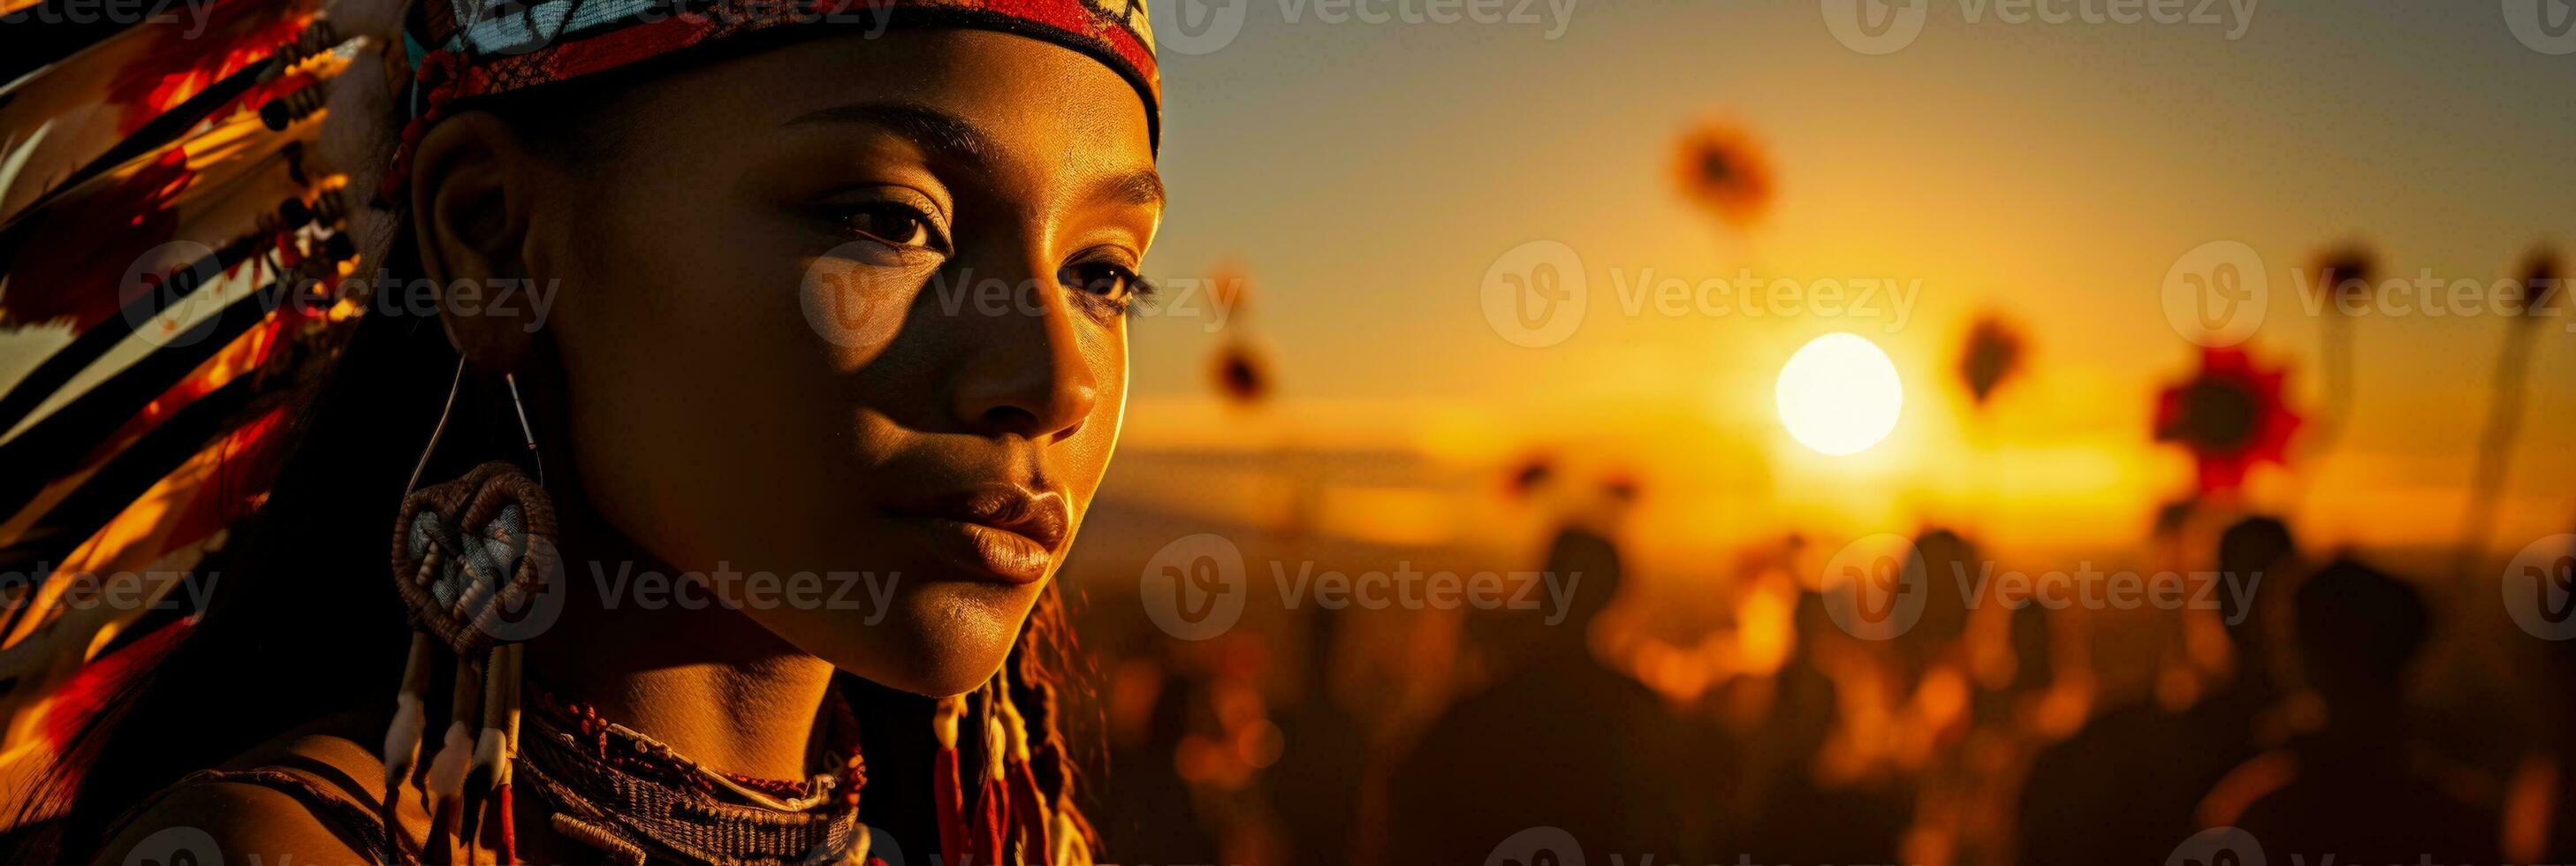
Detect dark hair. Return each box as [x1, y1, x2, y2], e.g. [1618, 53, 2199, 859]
[30, 63, 1096, 863]
[2294, 558, 2428, 691]
[2215, 514, 2295, 641]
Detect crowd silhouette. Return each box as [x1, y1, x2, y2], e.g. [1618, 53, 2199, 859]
[1085, 481, 2574, 866]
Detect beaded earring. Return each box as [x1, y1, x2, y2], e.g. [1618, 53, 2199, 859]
[384, 359, 556, 864]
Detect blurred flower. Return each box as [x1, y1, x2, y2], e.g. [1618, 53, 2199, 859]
[1212, 338, 1272, 406]
[2309, 243, 2378, 313]
[2510, 245, 2563, 322]
[1503, 452, 1556, 499]
[2154, 347, 2302, 496]
[1600, 469, 1641, 505]
[1957, 314, 2026, 406]
[2149, 497, 2196, 542]
[1673, 119, 1774, 230]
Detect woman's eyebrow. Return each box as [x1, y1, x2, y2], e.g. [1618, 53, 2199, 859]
[781, 101, 997, 164]
[1086, 168, 1166, 209]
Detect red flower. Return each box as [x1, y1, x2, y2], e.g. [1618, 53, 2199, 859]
[2154, 347, 2302, 496]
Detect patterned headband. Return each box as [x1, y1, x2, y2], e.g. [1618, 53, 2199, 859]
[382, 0, 1159, 200]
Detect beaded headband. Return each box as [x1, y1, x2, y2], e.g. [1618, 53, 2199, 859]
[380, 0, 1161, 200]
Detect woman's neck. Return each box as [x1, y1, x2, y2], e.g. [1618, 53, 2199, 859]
[525, 518, 837, 781]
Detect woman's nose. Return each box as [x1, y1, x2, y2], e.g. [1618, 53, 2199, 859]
[946, 267, 1101, 441]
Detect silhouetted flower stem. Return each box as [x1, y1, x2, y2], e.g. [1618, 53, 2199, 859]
[2452, 247, 2560, 581]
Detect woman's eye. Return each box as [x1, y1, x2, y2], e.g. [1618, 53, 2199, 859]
[838, 204, 941, 249]
[1063, 262, 1146, 303]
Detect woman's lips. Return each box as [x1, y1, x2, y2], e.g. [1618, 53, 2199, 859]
[894, 516, 1055, 583]
[885, 487, 1069, 585]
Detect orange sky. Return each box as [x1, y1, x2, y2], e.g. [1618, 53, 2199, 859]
[1123, 0, 2576, 559]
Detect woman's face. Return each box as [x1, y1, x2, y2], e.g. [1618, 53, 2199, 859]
[514, 29, 1159, 695]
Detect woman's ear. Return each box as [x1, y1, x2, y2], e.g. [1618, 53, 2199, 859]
[409, 110, 543, 373]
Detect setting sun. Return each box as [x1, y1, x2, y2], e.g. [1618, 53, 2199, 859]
[1776, 332, 1904, 456]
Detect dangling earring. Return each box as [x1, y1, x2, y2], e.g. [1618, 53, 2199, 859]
[929, 670, 1076, 866]
[384, 358, 554, 865]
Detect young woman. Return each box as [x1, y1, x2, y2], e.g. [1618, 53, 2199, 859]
[35, 1, 1163, 862]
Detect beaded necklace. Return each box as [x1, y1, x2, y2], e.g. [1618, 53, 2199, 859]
[511, 690, 874, 865]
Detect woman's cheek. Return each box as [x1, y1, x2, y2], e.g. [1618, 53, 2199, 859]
[798, 243, 945, 364]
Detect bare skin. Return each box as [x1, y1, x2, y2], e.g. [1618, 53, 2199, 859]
[98, 25, 1158, 864]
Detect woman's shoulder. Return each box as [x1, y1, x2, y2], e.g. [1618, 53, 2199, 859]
[97, 771, 370, 866]
[95, 715, 426, 866]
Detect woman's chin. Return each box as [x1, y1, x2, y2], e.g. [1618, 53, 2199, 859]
[744, 576, 1040, 697]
